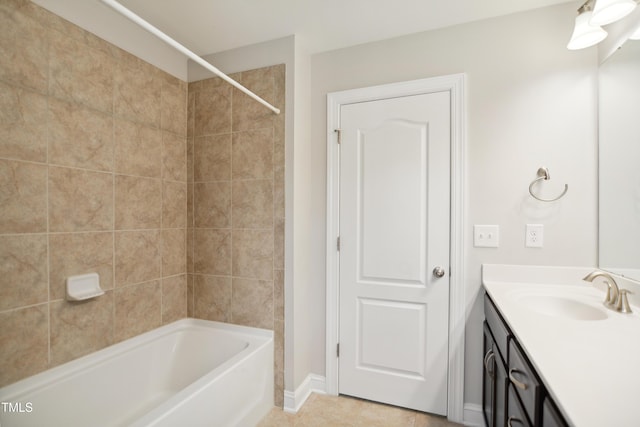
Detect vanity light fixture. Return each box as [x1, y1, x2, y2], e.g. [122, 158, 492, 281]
[567, 0, 608, 50]
[590, 0, 637, 26]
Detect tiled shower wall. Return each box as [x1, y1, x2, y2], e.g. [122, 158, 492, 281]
[0, 1, 187, 387]
[187, 66, 285, 406]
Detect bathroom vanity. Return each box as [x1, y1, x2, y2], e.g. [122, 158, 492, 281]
[482, 264, 640, 427]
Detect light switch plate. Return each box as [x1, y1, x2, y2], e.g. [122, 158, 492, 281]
[526, 224, 544, 248]
[474, 225, 499, 248]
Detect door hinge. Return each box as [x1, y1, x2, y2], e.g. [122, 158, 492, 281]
[337, 343, 340, 357]
[337, 236, 341, 251]
[335, 128, 342, 144]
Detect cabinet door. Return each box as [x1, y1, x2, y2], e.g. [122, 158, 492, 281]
[483, 322, 496, 427]
[494, 350, 508, 427]
[507, 384, 532, 427]
[542, 397, 568, 427]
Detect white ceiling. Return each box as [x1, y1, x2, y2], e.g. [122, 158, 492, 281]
[113, 0, 575, 54]
[32, 0, 576, 79]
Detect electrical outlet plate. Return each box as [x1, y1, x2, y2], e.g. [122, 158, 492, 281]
[526, 224, 544, 248]
[474, 225, 499, 248]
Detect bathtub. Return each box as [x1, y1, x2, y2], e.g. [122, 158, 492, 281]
[0, 319, 274, 427]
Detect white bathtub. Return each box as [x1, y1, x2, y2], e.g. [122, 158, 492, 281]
[0, 319, 274, 427]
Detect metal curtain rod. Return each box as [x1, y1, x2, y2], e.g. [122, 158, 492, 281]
[99, 0, 281, 115]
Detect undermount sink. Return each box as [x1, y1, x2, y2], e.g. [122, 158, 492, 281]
[520, 295, 608, 321]
[509, 287, 609, 321]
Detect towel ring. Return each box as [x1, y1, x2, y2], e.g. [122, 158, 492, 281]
[528, 167, 568, 202]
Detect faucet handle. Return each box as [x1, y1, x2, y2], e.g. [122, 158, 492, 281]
[616, 289, 634, 314]
[603, 279, 619, 307]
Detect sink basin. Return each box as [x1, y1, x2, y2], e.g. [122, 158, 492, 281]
[519, 295, 608, 321]
[507, 286, 609, 321]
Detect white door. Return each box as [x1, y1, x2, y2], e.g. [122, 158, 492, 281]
[338, 91, 451, 414]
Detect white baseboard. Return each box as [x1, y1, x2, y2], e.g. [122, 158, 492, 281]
[463, 403, 485, 427]
[283, 374, 326, 414]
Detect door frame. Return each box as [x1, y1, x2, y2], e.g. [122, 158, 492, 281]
[325, 74, 466, 422]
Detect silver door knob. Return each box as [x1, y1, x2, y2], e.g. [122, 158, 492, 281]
[433, 266, 445, 278]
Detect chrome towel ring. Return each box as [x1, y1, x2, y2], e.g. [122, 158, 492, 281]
[528, 167, 568, 202]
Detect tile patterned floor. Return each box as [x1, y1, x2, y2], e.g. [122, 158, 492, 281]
[257, 393, 463, 427]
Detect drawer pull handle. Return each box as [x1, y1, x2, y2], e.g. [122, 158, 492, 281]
[509, 368, 528, 390]
[507, 416, 525, 426]
[484, 350, 495, 379]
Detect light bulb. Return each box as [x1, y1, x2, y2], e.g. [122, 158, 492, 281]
[590, 0, 637, 26]
[568, 10, 608, 50]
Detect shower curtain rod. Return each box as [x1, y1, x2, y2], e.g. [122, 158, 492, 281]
[99, 0, 281, 115]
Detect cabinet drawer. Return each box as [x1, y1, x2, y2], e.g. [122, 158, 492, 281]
[484, 294, 510, 362]
[507, 384, 532, 427]
[508, 340, 543, 425]
[542, 397, 568, 427]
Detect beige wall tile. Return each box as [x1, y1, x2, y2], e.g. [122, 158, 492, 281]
[186, 227, 194, 274]
[187, 274, 194, 317]
[232, 129, 273, 180]
[49, 30, 114, 114]
[274, 218, 285, 270]
[232, 179, 273, 229]
[0, 304, 48, 387]
[193, 229, 231, 276]
[162, 132, 187, 182]
[0, 82, 48, 162]
[114, 119, 162, 178]
[48, 98, 113, 172]
[194, 181, 231, 229]
[0, 234, 47, 311]
[0, 159, 47, 233]
[114, 281, 161, 342]
[161, 75, 187, 137]
[274, 318, 285, 407]
[274, 112, 285, 219]
[50, 294, 114, 366]
[274, 269, 284, 322]
[187, 137, 194, 183]
[49, 232, 114, 300]
[274, 165, 285, 219]
[162, 274, 187, 324]
[0, 1, 194, 387]
[162, 228, 186, 277]
[232, 229, 274, 280]
[162, 181, 187, 229]
[187, 182, 194, 228]
[273, 64, 286, 110]
[230, 278, 273, 329]
[232, 68, 275, 132]
[193, 274, 231, 322]
[115, 230, 161, 287]
[115, 175, 162, 230]
[194, 86, 231, 136]
[0, 1, 48, 92]
[194, 134, 231, 182]
[44, 7, 113, 55]
[49, 166, 113, 232]
[114, 59, 161, 127]
[187, 91, 195, 139]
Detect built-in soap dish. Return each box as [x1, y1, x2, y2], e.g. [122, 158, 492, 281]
[66, 273, 104, 301]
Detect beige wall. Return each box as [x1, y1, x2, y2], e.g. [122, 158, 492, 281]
[186, 66, 286, 406]
[309, 2, 598, 409]
[0, 1, 188, 387]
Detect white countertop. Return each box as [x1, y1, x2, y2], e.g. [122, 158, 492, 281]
[482, 264, 640, 427]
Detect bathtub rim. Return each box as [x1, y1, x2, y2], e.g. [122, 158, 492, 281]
[0, 318, 274, 402]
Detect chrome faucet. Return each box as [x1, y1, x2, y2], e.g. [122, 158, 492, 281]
[582, 270, 620, 309]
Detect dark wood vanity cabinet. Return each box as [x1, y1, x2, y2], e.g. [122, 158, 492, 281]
[483, 322, 508, 427]
[483, 294, 568, 427]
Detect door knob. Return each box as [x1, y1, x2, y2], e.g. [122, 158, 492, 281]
[433, 266, 446, 278]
